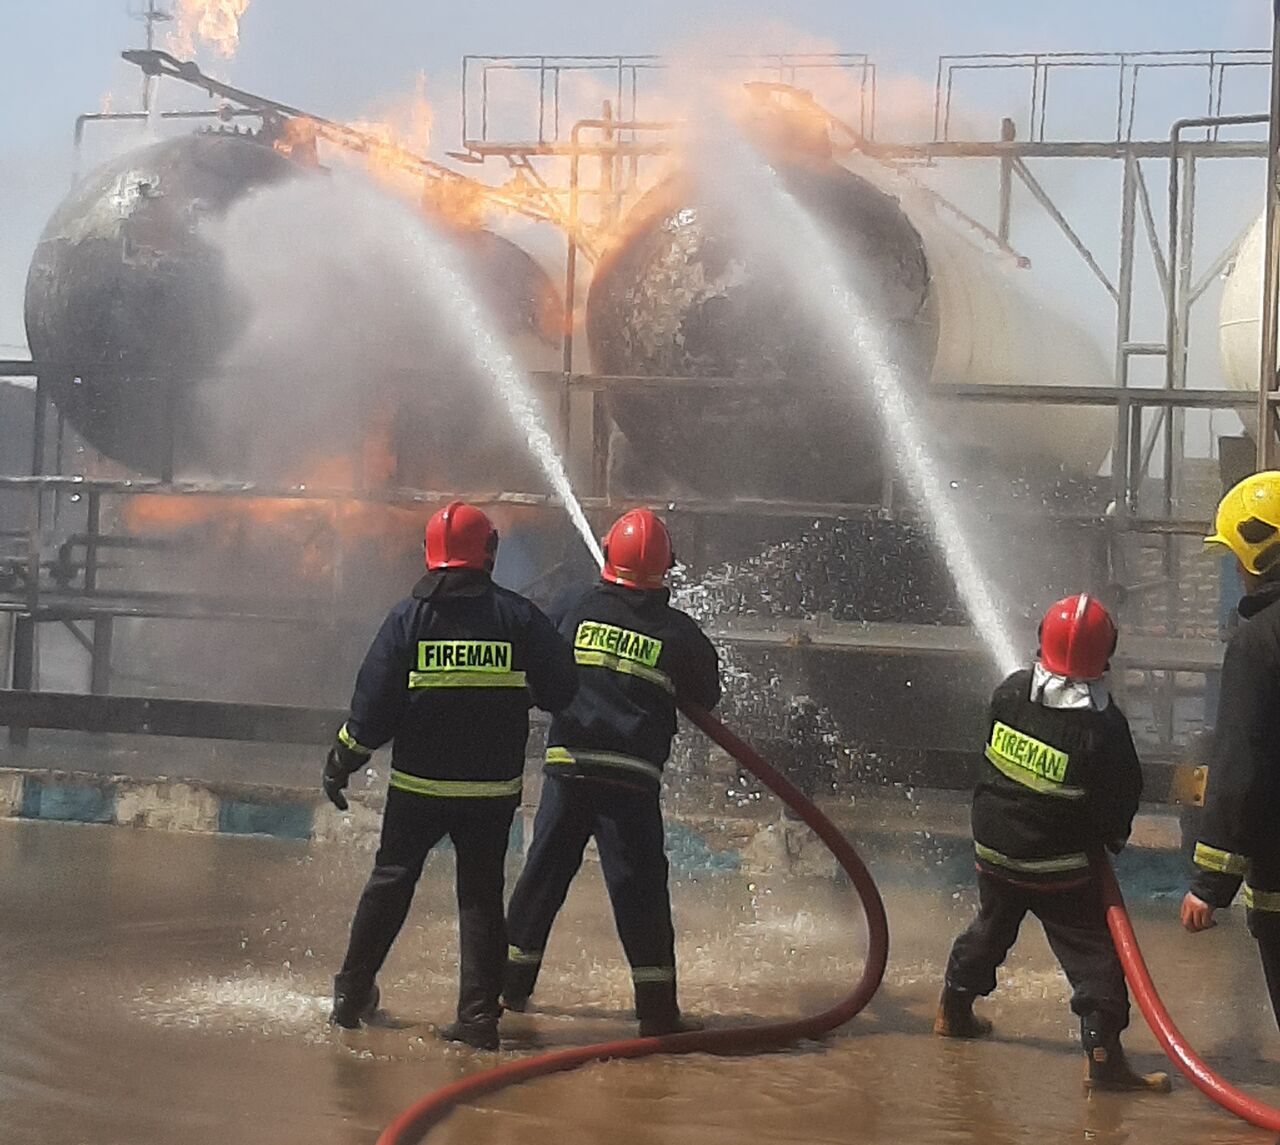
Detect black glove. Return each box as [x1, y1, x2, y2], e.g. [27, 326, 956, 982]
[323, 747, 354, 811]
[1106, 838, 1126, 856]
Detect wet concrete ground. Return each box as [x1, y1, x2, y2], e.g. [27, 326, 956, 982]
[0, 819, 1277, 1145]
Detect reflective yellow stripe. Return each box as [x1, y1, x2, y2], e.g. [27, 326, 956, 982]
[407, 670, 527, 689]
[631, 966, 676, 984]
[974, 842, 1089, 874]
[574, 649, 674, 694]
[1194, 842, 1248, 876]
[984, 745, 1085, 799]
[507, 945, 543, 964]
[545, 746, 663, 781]
[338, 723, 372, 755]
[573, 621, 663, 667]
[1245, 885, 1280, 912]
[389, 770, 522, 798]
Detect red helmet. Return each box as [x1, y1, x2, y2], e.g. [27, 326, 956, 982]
[1038, 594, 1117, 681]
[424, 501, 498, 571]
[601, 508, 674, 589]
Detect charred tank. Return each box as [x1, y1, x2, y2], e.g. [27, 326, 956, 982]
[24, 131, 565, 480]
[586, 156, 1113, 503]
[24, 131, 298, 474]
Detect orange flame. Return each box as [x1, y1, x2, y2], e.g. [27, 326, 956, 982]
[168, 0, 251, 60]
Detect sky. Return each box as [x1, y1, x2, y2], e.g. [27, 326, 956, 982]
[0, 0, 1272, 355]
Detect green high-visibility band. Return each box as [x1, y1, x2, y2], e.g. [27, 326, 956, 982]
[544, 746, 663, 781]
[337, 723, 372, 755]
[574, 649, 674, 693]
[631, 966, 676, 984]
[407, 670, 527, 689]
[389, 770, 522, 798]
[573, 621, 663, 667]
[507, 945, 543, 964]
[984, 746, 1086, 799]
[1245, 885, 1280, 912]
[1194, 842, 1248, 876]
[974, 842, 1089, 874]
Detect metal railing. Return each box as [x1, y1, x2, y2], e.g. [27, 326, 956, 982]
[934, 49, 1270, 143]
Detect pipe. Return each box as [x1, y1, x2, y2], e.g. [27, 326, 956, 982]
[375, 702, 890, 1145]
[1097, 853, 1280, 1131]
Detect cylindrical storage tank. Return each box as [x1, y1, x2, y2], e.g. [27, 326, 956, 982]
[586, 154, 1114, 503]
[25, 132, 566, 479]
[24, 132, 300, 474]
[1219, 212, 1265, 392]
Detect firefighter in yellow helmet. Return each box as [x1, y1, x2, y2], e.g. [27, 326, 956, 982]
[1184, 471, 1280, 1027]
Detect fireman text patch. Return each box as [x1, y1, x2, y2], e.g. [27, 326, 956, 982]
[987, 721, 1070, 785]
[416, 641, 513, 672]
[573, 621, 662, 667]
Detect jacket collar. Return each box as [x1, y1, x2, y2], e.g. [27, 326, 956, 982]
[1240, 576, 1280, 620]
[597, 580, 671, 608]
[412, 568, 493, 600]
[1029, 661, 1111, 712]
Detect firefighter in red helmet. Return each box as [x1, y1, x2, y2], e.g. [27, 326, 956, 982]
[324, 501, 577, 1049]
[936, 595, 1170, 1093]
[503, 508, 721, 1035]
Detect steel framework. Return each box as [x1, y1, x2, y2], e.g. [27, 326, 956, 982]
[5, 39, 1279, 777]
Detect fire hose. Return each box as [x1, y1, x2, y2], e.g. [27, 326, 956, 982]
[375, 702, 890, 1145]
[1098, 854, 1280, 1131]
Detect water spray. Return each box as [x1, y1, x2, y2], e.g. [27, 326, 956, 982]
[397, 217, 603, 568]
[691, 121, 1019, 677]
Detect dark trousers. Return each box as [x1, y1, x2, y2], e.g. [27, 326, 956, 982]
[335, 786, 516, 1026]
[945, 871, 1129, 1024]
[1249, 914, 1280, 1029]
[505, 775, 677, 1020]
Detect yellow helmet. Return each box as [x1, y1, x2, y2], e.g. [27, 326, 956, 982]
[1206, 471, 1280, 574]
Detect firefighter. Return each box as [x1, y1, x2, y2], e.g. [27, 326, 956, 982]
[502, 508, 720, 1036]
[936, 594, 1170, 1094]
[1183, 471, 1280, 1027]
[323, 501, 577, 1050]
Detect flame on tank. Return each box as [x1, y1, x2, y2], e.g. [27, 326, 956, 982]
[167, 0, 251, 60]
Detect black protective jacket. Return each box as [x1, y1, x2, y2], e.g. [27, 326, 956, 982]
[334, 569, 577, 795]
[1191, 580, 1280, 923]
[971, 668, 1144, 888]
[542, 581, 721, 789]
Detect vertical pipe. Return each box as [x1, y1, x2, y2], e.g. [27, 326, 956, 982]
[1112, 153, 1138, 524]
[161, 375, 175, 483]
[84, 491, 101, 595]
[8, 615, 34, 746]
[600, 100, 616, 230]
[997, 117, 1016, 244]
[90, 615, 113, 696]
[1257, 9, 1280, 470]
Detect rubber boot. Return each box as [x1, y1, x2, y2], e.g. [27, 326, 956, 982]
[1081, 1013, 1171, 1093]
[438, 1019, 500, 1051]
[330, 981, 380, 1030]
[635, 977, 703, 1037]
[933, 987, 993, 1039]
[501, 952, 540, 1013]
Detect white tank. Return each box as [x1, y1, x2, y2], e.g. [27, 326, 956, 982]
[850, 157, 1115, 476]
[1219, 212, 1266, 391]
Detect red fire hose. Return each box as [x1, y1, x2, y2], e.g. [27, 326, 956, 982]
[1098, 854, 1280, 1130]
[375, 703, 890, 1145]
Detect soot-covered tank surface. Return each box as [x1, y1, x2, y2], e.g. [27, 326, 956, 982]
[24, 132, 298, 474]
[587, 160, 932, 504]
[24, 131, 565, 479]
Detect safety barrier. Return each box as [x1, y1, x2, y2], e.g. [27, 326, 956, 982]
[375, 702, 891, 1145]
[1100, 854, 1280, 1131]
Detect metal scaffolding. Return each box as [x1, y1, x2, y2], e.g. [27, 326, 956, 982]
[4, 39, 1278, 785]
